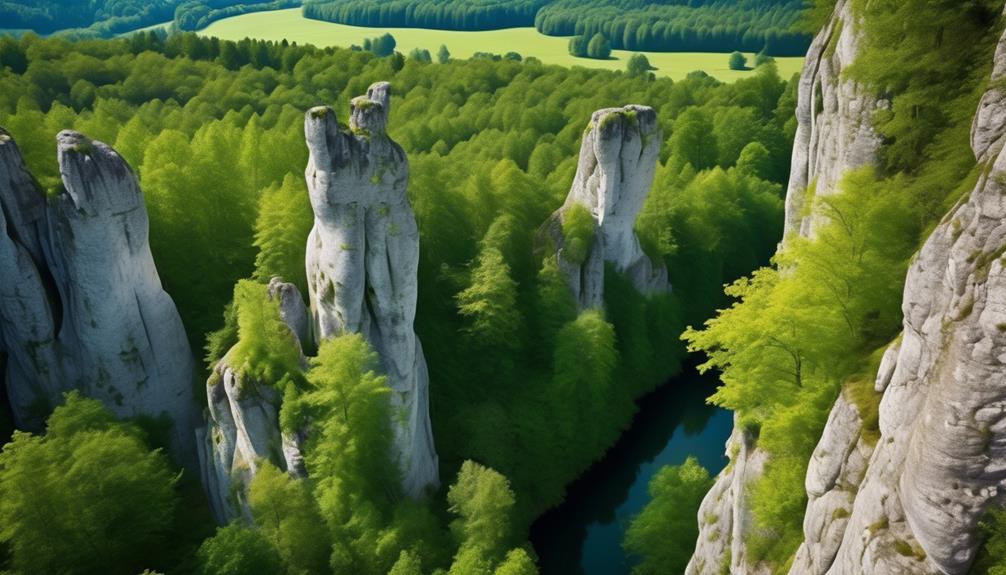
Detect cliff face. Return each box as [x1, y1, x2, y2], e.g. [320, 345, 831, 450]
[783, 0, 883, 240]
[544, 105, 669, 309]
[687, 3, 880, 571]
[690, 2, 1006, 574]
[304, 81, 439, 498]
[0, 128, 197, 461]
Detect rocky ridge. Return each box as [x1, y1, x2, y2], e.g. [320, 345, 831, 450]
[0, 128, 198, 462]
[688, 2, 1006, 574]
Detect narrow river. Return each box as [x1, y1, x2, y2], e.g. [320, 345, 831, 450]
[530, 364, 732, 575]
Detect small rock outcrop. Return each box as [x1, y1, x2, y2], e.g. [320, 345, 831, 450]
[543, 105, 669, 309]
[0, 128, 197, 461]
[198, 278, 309, 521]
[304, 81, 439, 498]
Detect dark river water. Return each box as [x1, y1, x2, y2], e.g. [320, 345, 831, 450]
[529, 365, 733, 575]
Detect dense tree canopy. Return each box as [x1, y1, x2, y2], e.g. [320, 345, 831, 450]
[0, 393, 180, 574]
[0, 26, 797, 574]
[537, 0, 811, 56]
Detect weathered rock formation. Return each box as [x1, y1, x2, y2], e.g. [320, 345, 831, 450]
[198, 278, 309, 521]
[0, 128, 197, 461]
[304, 81, 439, 498]
[687, 418, 768, 575]
[783, 0, 883, 240]
[690, 2, 1006, 574]
[543, 105, 669, 309]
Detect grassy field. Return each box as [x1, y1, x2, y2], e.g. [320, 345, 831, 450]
[200, 8, 804, 82]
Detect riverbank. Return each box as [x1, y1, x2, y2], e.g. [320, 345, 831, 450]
[198, 8, 804, 82]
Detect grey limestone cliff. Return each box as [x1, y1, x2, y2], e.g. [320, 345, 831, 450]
[0, 128, 197, 462]
[544, 105, 669, 309]
[690, 2, 1006, 574]
[304, 81, 439, 498]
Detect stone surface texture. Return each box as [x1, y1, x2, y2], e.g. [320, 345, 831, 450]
[304, 81, 439, 498]
[691, 3, 1006, 574]
[0, 128, 197, 462]
[544, 105, 669, 309]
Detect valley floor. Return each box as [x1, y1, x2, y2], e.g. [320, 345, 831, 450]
[197, 8, 805, 81]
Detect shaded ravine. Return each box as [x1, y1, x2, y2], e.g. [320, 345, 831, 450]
[530, 364, 731, 575]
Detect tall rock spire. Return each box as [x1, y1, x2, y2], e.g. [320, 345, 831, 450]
[304, 81, 439, 498]
[0, 128, 197, 462]
[544, 105, 669, 309]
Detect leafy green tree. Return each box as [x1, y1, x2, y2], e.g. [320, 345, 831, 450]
[623, 457, 712, 575]
[197, 524, 284, 575]
[457, 247, 522, 351]
[389, 549, 424, 575]
[729, 51, 748, 70]
[227, 280, 304, 386]
[736, 141, 773, 180]
[587, 32, 611, 59]
[626, 53, 653, 76]
[669, 108, 718, 171]
[448, 461, 516, 562]
[0, 393, 178, 575]
[253, 174, 314, 296]
[409, 47, 433, 62]
[561, 204, 595, 264]
[494, 548, 538, 575]
[437, 44, 451, 63]
[248, 463, 329, 575]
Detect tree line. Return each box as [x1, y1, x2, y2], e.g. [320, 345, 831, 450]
[302, 0, 549, 31]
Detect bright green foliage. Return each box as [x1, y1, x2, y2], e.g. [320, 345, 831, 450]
[626, 53, 654, 77]
[669, 108, 718, 171]
[561, 203, 595, 264]
[973, 508, 1006, 574]
[447, 461, 520, 572]
[729, 51, 748, 70]
[253, 173, 314, 296]
[623, 457, 713, 575]
[227, 280, 304, 386]
[389, 549, 424, 575]
[0, 393, 178, 575]
[736, 141, 774, 180]
[457, 246, 522, 350]
[175, 1, 302, 32]
[197, 524, 284, 575]
[587, 33, 612, 59]
[248, 463, 329, 575]
[494, 548, 538, 575]
[683, 166, 947, 565]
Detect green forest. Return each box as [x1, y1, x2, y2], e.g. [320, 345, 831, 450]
[0, 26, 794, 574]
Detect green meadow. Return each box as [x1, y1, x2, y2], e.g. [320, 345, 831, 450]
[199, 8, 804, 82]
